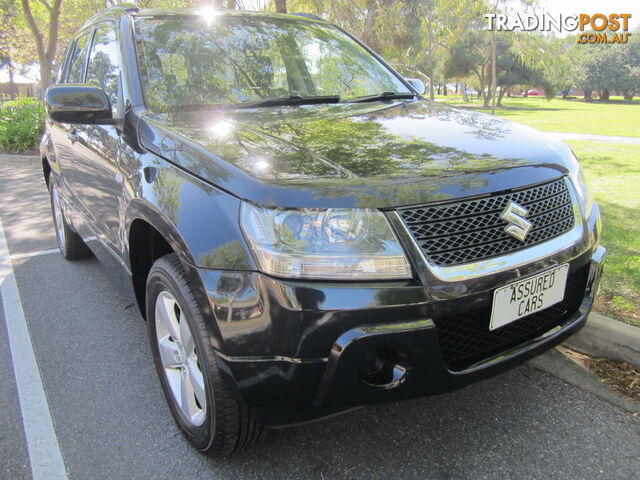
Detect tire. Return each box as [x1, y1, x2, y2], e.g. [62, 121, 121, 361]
[146, 254, 262, 457]
[48, 181, 92, 260]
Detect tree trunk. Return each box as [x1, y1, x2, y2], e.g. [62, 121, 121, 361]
[20, 0, 62, 94]
[497, 87, 506, 107]
[361, 0, 378, 51]
[490, 29, 497, 114]
[600, 89, 610, 102]
[623, 91, 634, 102]
[45, 0, 62, 88]
[443, 84, 447, 96]
[274, 0, 287, 13]
[483, 62, 492, 109]
[8, 57, 16, 99]
[39, 62, 52, 96]
[562, 90, 568, 100]
[584, 90, 592, 101]
[427, 7, 434, 101]
[462, 86, 468, 102]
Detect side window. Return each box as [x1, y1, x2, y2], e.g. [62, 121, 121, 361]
[86, 25, 120, 107]
[67, 32, 91, 83]
[55, 46, 71, 84]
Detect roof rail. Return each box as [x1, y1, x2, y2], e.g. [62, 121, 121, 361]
[105, 1, 138, 11]
[288, 12, 324, 21]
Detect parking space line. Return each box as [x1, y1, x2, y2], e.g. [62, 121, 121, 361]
[7, 237, 97, 262]
[0, 217, 68, 480]
[10, 248, 60, 261]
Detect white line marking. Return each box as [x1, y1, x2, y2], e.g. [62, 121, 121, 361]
[7, 237, 96, 261]
[10, 248, 60, 261]
[0, 216, 68, 480]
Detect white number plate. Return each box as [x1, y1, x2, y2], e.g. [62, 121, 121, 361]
[489, 264, 570, 331]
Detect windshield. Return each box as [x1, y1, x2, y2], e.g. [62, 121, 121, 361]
[133, 15, 411, 112]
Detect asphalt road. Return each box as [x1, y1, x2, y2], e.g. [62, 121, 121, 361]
[0, 154, 638, 480]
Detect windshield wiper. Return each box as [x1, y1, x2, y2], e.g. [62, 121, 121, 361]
[349, 91, 416, 103]
[231, 94, 340, 109]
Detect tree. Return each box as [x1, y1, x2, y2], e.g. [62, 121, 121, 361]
[274, 0, 286, 13]
[18, 0, 63, 91]
[496, 47, 551, 105]
[393, 0, 486, 101]
[613, 35, 640, 101]
[444, 28, 494, 105]
[572, 39, 640, 102]
[0, 0, 18, 98]
[444, 29, 483, 99]
[542, 40, 576, 100]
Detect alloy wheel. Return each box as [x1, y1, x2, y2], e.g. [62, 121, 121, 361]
[154, 291, 207, 426]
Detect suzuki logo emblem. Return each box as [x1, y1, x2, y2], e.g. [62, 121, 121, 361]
[500, 201, 532, 241]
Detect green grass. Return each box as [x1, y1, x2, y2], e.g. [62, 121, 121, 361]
[438, 95, 640, 325]
[567, 141, 640, 327]
[441, 95, 640, 137]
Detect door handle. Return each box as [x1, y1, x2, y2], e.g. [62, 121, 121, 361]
[67, 128, 79, 143]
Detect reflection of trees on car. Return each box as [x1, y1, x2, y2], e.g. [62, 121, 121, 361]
[87, 51, 118, 103]
[85, 27, 120, 106]
[146, 97, 520, 209]
[135, 16, 409, 111]
[153, 169, 182, 224]
[200, 241, 262, 323]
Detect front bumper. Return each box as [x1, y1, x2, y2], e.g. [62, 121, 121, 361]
[198, 204, 605, 426]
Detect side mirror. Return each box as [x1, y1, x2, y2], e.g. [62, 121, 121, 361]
[45, 84, 113, 124]
[406, 78, 426, 96]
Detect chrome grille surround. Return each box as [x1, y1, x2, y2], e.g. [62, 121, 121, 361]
[394, 177, 584, 282]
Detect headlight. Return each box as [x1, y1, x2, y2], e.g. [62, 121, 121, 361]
[240, 203, 412, 280]
[568, 152, 594, 218]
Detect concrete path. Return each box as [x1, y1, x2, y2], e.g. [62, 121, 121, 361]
[547, 132, 640, 145]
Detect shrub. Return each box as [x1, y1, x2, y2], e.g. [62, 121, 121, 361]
[0, 98, 46, 153]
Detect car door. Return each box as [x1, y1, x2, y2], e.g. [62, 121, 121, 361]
[70, 22, 124, 252]
[50, 29, 92, 217]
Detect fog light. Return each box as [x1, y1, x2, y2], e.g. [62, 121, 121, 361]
[360, 348, 410, 389]
[362, 349, 388, 379]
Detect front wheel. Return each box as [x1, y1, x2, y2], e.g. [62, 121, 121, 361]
[48, 182, 91, 260]
[146, 254, 262, 457]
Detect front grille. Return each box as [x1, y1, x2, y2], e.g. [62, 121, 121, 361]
[398, 178, 575, 266]
[432, 264, 589, 371]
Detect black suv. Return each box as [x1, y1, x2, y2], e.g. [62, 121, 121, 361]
[41, 6, 605, 456]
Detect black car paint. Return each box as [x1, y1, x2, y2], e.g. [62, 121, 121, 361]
[41, 7, 604, 426]
[140, 101, 574, 210]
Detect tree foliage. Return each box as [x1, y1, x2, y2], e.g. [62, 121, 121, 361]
[573, 36, 640, 101]
[2, 0, 637, 104]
